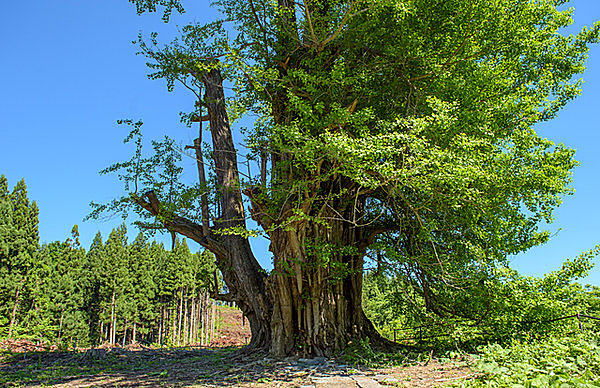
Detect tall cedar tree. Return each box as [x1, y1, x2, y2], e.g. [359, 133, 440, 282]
[35, 230, 88, 345]
[90, 0, 600, 355]
[0, 177, 39, 338]
[0, 175, 16, 333]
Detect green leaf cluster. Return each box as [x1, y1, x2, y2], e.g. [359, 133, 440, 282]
[99, 0, 599, 297]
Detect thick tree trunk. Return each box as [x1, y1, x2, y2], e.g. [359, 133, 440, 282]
[200, 67, 272, 350]
[266, 198, 380, 356]
[135, 67, 382, 356]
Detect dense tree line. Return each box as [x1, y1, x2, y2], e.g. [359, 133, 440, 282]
[0, 175, 219, 348]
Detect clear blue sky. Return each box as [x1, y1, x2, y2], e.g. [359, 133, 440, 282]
[1, 1, 599, 284]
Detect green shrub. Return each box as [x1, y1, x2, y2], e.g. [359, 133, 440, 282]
[463, 334, 600, 387]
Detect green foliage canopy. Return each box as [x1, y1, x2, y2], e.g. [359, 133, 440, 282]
[93, 0, 599, 324]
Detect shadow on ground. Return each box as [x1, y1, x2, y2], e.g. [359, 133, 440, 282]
[0, 346, 309, 387]
[0, 346, 476, 387]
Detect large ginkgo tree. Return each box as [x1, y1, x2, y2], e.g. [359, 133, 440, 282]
[91, 0, 599, 356]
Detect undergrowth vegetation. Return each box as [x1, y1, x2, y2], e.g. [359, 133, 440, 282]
[340, 329, 600, 386]
[360, 248, 600, 386]
[342, 338, 423, 368]
[363, 247, 600, 348]
[465, 334, 600, 387]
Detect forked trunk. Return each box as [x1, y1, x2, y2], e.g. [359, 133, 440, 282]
[136, 67, 382, 356]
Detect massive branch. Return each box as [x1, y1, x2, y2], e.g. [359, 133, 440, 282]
[133, 190, 227, 257]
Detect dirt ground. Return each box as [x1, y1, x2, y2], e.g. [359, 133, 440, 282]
[210, 305, 252, 347]
[0, 307, 478, 387]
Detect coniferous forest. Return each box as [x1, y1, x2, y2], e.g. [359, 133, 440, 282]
[0, 175, 220, 349]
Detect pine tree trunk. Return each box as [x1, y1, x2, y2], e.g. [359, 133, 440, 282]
[190, 295, 195, 344]
[205, 293, 210, 345]
[158, 306, 163, 346]
[122, 319, 127, 347]
[177, 289, 183, 346]
[171, 306, 176, 345]
[200, 293, 206, 346]
[210, 301, 216, 345]
[58, 309, 64, 342]
[197, 296, 202, 345]
[110, 291, 116, 345]
[8, 279, 23, 339]
[183, 291, 188, 345]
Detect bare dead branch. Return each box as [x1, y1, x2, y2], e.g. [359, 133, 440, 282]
[191, 114, 211, 122]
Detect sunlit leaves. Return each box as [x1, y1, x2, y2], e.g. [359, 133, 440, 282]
[470, 335, 600, 387]
[128, 0, 184, 22]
